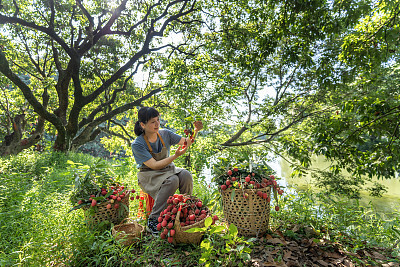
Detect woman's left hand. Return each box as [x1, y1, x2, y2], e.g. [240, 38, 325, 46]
[194, 121, 203, 132]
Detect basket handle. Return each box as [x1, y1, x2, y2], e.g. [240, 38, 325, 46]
[118, 217, 134, 225]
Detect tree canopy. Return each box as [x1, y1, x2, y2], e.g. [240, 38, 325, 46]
[1, 0, 399, 196]
[0, 0, 201, 154]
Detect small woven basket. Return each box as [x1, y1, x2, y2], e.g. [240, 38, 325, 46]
[83, 192, 130, 226]
[173, 210, 209, 245]
[221, 187, 270, 236]
[112, 218, 144, 246]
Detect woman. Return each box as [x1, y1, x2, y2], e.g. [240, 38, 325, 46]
[131, 106, 203, 235]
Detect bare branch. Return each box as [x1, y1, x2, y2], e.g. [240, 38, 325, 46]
[121, 1, 162, 36]
[222, 106, 332, 147]
[77, 0, 129, 54]
[98, 126, 132, 146]
[338, 105, 400, 148]
[0, 15, 74, 58]
[83, 0, 196, 106]
[0, 87, 12, 134]
[149, 43, 195, 57]
[110, 119, 134, 140]
[70, 5, 77, 48]
[51, 40, 63, 73]
[78, 60, 148, 129]
[222, 74, 256, 145]
[12, 0, 19, 17]
[49, 0, 55, 28]
[72, 87, 163, 147]
[17, 29, 45, 77]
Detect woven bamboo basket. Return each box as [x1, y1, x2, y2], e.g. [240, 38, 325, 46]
[83, 192, 130, 226]
[173, 210, 209, 245]
[112, 218, 144, 246]
[221, 186, 270, 236]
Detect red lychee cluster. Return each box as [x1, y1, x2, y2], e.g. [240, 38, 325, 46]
[75, 185, 138, 210]
[220, 168, 284, 211]
[157, 194, 218, 243]
[183, 129, 195, 149]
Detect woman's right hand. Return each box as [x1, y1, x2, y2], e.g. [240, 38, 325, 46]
[174, 138, 192, 157]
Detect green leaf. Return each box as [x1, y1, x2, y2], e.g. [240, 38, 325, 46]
[121, 203, 129, 213]
[68, 202, 90, 213]
[273, 186, 278, 204]
[228, 223, 238, 236]
[200, 239, 211, 250]
[185, 227, 205, 233]
[246, 237, 257, 243]
[230, 189, 236, 202]
[67, 160, 76, 166]
[184, 116, 194, 122]
[204, 216, 213, 227]
[210, 225, 226, 235]
[105, 191, 113, 198]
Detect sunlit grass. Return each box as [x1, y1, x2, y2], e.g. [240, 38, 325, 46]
[0, 151, 399, 265]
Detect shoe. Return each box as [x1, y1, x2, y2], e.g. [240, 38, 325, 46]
[146, 218, 160, 236]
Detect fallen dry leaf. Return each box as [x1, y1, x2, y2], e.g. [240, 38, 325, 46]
[372, 251, 386, 260]
[267, 238, 287, 245]
[343, 258, 355, 267]
[265, 234, 273, 240]
[382, 263, 400, 267]
[263, 262, 288, 267]
[291, 225, 300, 233]
[323, 251, 343, 259]
[333, 257, 346, 264]
[316, 259, 330, 267]
[283, 250, 292, 261]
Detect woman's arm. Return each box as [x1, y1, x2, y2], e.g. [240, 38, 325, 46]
[143, 144, 190, 170]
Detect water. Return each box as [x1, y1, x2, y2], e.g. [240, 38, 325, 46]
[278, 156, 400, 215]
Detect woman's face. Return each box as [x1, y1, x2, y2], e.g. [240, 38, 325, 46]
[141, 116, 160, 134]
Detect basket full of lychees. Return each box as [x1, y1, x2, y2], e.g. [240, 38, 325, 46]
[156, 194, 218, 245]
[213, 164, 284, 236]
[68, 159, 140, 226]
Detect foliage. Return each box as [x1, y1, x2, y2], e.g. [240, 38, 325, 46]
[278, 63, 400, 197]
[0, 0, 201, 153]
[0, 151, 399, 266]
[160, 0, 400, 196]
[68, 158, 117, 206]
[187, 217, 255, 266]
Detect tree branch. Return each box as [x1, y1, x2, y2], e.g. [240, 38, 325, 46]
[83, 0, 196, 106]
[0, 50, 64, 132]
[72, 87, 163, 147]
[98, 126, 132, 146]
[0, 15, 74, 58]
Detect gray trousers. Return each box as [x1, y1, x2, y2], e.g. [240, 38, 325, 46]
[149, 169, 193, 219]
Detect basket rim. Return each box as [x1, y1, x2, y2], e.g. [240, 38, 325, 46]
[112, 221, 144, 236]
[221, 186, 271, 193]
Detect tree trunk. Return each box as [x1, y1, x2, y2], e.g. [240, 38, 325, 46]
[0, 114, 44, 156]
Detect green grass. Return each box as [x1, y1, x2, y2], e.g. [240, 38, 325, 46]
[0, 151, 399, 266]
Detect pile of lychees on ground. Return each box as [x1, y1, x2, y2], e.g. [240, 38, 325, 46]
[157, 194, 218, 243]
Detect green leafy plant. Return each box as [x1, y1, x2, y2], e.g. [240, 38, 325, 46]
[68, 158, 134, 214]
[187, 217, 256, 266]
